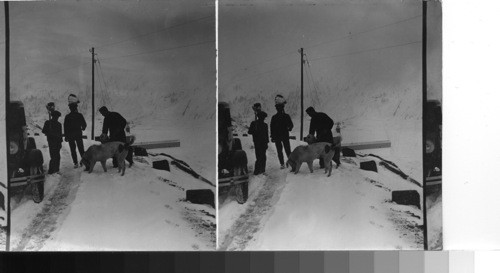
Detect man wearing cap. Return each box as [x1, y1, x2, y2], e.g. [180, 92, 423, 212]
[252, 103, 262, 121]
[306, 106, 334, 168]
[248, 111, 269, 175]
[42, 110, 63, 174]
[64, 103, 87, 168]
[99, 106, 133, 167]
[271, 103, 293, 169]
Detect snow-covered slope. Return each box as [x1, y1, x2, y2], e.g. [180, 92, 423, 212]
[10, 137, 215, 251]
[219, 137, 423, 250]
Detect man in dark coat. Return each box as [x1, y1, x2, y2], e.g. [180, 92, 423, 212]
[271, 104, 293, 169]
[306, 106, 334, 168]
[42, 110, 63, 174]
[99, 106, 133, 167]
[252, 103, 262, 121]
[64, 103, 87, 168]
[248, 111, 269, 175]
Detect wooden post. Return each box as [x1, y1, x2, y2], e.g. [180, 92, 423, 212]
[422, 0, 428, 250]
[4, 1, 10, 251]
[300, 47, 304, 140]
[91, 47, 95, 140]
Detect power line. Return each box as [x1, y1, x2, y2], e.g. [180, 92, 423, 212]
[223, 14, 421, 81]
[305, 14, 422, 50]
[309, 40, 422, 62]
[220, 50, 296, 79]
[99, 40, 215, 61]
[42, 61, 90, 77]
[96, 57, 111, 106]
[95, 15, 214, 49]
[226, 61, 298, 86]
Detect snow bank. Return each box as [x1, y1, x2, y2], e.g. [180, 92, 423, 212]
[220, 133, 423, 250]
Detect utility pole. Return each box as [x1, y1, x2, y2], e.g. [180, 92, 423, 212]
[300, 47, 304, 140]
[422, 0, 428, 251]
[91, 47, 95, 140]
[4, 1, 11, 252]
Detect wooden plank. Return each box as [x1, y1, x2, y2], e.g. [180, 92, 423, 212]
[133, 140, 180, 149]
[343, 140, 391, 150]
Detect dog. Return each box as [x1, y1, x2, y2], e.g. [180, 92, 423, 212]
[304, 133, 342, 169]
[81, 136, 135, 176]
[286, 142, 331, 174]
[98, 134, 135, 167]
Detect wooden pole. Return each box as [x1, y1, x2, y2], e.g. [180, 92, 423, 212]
[4, 1, 11, 251]
[91, 47, 95, 140]
[300, 48, 304, 140]
[422, 0, 428, 250]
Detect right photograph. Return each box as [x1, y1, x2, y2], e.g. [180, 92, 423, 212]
[218, 0, 441, 250]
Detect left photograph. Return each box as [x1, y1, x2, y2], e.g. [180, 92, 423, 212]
[2, 1, 216, 251]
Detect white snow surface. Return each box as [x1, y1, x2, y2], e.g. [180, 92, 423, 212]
[219, 136, 423, 250]
[10, 115, 215, 250]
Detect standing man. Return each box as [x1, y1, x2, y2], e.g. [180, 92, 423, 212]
[248, 111, 269, 175]
[306, 106, 334, 168]
[42, 111, 63, 174]
[271, 103, 293, 169]
[64, 103, 87, 168]
[252, 103, 262, 121]
[99, 106, 133, 167]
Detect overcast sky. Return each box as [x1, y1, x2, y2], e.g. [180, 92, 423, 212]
[1, 1, 215, 97]
[219, 0, 441, 101]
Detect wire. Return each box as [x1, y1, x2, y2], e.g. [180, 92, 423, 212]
[305, 14, 422, 50]
[226, 61, 298, 85]
[220, 50, 296, 79]
[222, 14, 421, 81]
[43, 61, 90, 77]
[304, 54, 318, 93]
[96, 57, 111, 106]
[99, 40, 215, 61]
[309, 40, 421, 62]
[95, 15, 214, 49]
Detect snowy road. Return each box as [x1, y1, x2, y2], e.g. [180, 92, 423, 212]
[219, 138, 423, 250]
[10, 137, 216, 251]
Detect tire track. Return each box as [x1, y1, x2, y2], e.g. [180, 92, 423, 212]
[13, 147, 82, 251]
[219, 166, 288, 250]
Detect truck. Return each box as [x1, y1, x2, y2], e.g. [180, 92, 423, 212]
[8, 101, 45, 203]
[218, 102, 249, 204]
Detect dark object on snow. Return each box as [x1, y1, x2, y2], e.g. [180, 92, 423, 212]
[342, 147, 356, 157]
[392, 190, 421, 209]
[134, 146, 148, 157]
[233, 133, 238, 137]
[289, 136, 296, 140]
[242, 133, 248, 137]
[232, 138, 243, 151]
[186, 189, 215, 208]
[152, 160, 170, 171]
[34, 132, 39, 136]
[379, 161, 422, 187]
[360, 160, 378, 172]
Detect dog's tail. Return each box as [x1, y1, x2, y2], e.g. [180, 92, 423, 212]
[119, 135, 136, 152]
